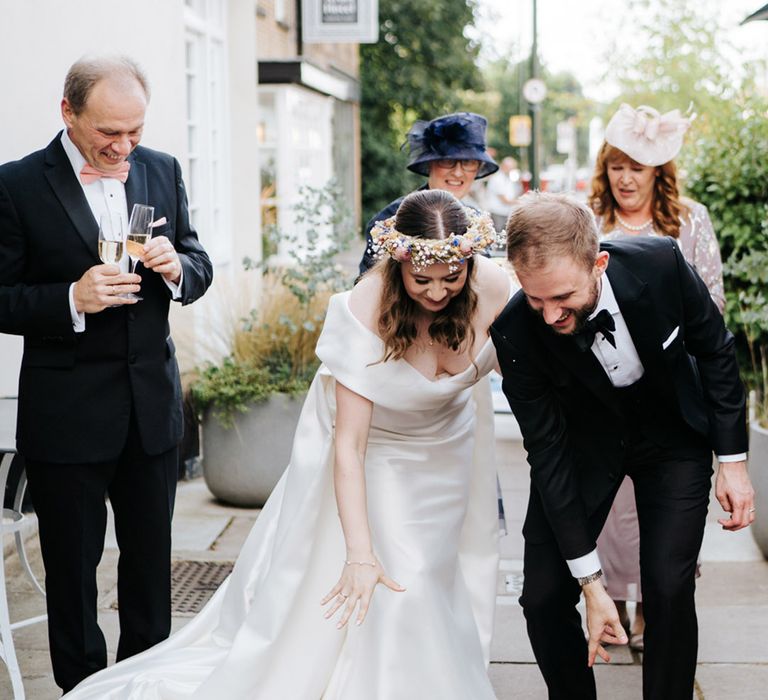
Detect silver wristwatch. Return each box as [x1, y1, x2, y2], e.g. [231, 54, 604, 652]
[577, 568, 603, 587]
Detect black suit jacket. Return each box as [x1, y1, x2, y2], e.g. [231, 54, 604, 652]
[0, 133, 213, 463]
[490, 236, 747, 560]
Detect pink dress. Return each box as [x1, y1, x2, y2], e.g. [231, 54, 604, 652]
[596, 199, 724, 601]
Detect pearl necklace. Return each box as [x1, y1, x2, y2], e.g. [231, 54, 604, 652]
[616, 212, 653, 232]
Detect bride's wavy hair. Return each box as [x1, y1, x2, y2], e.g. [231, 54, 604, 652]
[376, 190, 478, 361]
[588, 142, 689, 238]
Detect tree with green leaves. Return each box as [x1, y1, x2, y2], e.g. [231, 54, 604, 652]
[460, 50, 592, 176]
[360, 0, 483, 225]
[683, 95, 768, 420]
[601, 0, 736, 118]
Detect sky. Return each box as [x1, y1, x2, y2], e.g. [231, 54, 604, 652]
[473, 0, 768, 100]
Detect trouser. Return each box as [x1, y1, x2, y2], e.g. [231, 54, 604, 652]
[521, 442, 712, 699]
[25, 413, 178, 693]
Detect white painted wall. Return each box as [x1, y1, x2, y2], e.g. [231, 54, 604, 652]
[0, 1, 188, 164]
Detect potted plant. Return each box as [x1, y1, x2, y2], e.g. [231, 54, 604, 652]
[191, 183, 354, 506]
[683, 96, 768, 556]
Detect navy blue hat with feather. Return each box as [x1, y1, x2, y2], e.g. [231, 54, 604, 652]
[405, 112, 498, 179]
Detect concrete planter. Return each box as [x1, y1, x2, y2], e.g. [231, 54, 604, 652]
[750, 420, 768, 559]
[201, 392, 306, 507]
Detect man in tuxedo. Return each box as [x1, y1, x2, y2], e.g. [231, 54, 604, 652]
[491, 192, 754, 699]
[0, 56, 213, 692]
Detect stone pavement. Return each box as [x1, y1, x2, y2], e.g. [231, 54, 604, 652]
[2, 414, 767, 699]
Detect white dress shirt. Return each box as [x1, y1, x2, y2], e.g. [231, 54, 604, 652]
[566, 274, 745, 579]
[61, 131, 181, 332]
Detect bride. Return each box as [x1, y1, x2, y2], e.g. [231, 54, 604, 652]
[64, 189, 512, 699]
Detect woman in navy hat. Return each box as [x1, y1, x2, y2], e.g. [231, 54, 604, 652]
[358, 111, 498, 275]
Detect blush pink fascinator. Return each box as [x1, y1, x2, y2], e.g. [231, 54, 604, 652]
[604, 103, 693, 167]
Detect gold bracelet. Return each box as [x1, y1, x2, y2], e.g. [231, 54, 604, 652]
[344, 560, 376, 567]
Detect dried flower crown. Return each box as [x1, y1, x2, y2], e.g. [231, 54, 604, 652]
[369, 207, 501, 272]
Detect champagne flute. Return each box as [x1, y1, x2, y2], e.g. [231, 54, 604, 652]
[98, 212, 125, 265]
[126, 203, 154, 301]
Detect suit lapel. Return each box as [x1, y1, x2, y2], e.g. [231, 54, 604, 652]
[124, 153, 148, 216]
[43, 137, 99, 260]
[606, 256, 665, 376]
[532, 310, 622, 415]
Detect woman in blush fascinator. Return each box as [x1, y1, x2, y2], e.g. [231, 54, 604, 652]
[589, 103, 725, 651]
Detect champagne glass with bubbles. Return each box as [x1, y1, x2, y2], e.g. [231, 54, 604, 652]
[98, 212, 125, 266]
[126, 203, 154, 301]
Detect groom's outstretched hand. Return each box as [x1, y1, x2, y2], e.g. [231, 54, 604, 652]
[582, 580, 628, 666]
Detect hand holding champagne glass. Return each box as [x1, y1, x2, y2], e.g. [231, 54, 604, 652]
[126, 203, 155, 300]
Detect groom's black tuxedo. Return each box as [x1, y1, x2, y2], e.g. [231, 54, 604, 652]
[0, 133, 213, 691]
[491, 236, 747, 699]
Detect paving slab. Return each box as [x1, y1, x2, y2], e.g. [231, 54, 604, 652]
[700, 522, 765, 562]
[695, 663, 768, 699]
[104, 509, 231, 552]
[489, 662, 645, 699]
[697, 606, 768, 663]
[489, 662, 550, 698]
[695, 561, 768, 606]
[491, 604, 537, 663]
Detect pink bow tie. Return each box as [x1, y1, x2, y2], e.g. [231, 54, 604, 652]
[79, 161, 131, 185]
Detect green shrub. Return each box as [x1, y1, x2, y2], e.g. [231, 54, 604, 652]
[683, 98, 768, 423]
[191, 182, 355, 426]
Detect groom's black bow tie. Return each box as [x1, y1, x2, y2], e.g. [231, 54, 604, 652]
[574, 309, 616, 351]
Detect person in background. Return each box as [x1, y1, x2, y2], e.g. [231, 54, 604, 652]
[588, 103, 725, 651]
[486, 156, 521, 232]
[0, 55, 213, 693]
[358, 112, 498, 276]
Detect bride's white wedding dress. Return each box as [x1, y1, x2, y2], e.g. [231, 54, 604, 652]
[64, 290, 501, 699]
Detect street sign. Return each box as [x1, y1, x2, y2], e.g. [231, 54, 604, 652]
[302, 0, 379, 43]
[522, 78, 547, 105]
[509, 115, 532, 147]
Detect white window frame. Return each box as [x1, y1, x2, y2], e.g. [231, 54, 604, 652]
[184, 0, 231, 266]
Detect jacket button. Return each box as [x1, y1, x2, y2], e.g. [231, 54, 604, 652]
[128, 311, 135, 321]
[129, 354, 137, 364]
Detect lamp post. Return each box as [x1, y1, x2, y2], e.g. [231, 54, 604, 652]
[527, 0, 542, 190]
[521, 0, 546, 190]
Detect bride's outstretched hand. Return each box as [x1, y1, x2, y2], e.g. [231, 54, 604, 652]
[321, 559, 405, 628]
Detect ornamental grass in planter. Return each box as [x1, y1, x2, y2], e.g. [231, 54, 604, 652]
[191, 183, 354, 506]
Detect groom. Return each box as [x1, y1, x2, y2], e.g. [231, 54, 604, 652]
[490, 192, 754, 699]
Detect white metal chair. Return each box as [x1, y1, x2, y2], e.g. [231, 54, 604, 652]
[0, 399, 46, 699]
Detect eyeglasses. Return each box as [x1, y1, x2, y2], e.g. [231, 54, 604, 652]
[433, 158, 482, 173]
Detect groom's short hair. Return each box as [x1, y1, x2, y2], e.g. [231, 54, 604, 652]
[505, 191, 599, 272]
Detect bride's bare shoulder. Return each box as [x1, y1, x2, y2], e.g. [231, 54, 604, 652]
[473, 255, 512, 314]
[348, 270, 384, 332]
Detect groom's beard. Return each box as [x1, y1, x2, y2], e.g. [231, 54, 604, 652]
[530, 278, 600, 336]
